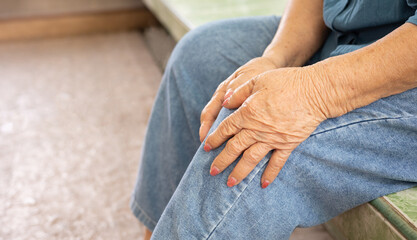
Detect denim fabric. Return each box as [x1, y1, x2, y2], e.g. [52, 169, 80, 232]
[130, 16, 417, 239]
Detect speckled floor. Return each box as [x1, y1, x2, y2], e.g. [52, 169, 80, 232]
[0, 32, 333, 240]
[0, 32, 161, 239]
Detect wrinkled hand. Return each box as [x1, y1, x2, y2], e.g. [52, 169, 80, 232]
[199, 57, 285, 142]
[204, 67, 330, 188]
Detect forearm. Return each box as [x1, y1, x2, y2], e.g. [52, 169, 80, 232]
[310, 23, 417, 118]
[263, 0, 329, 67]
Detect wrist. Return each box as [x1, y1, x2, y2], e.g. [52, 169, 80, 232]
[262, 47, 300, 68]
[302, 63, 354, 119]
[261, 53, 290, 69]
[263, 42, 317, 68]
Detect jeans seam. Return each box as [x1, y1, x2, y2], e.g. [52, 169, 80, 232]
[205, 115, 416, 239]
[205, 159, 267, 239]
[131, 197, 158, 225]
[311, 116, 415, 137]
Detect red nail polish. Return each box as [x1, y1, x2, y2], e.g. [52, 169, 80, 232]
[224, 89, 234, 99]
[210, 166, 220, 176]
[227, 177, 237, 187]
[261, 180, 270, 189]
[204, 144, 212, 152]
[222, 97, 230, 106]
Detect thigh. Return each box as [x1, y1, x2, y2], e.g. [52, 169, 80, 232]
[151, 87, 417, 239]
[130, 15, 282, 232]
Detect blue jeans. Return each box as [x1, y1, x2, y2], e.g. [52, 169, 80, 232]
[130, 16, 417, 239]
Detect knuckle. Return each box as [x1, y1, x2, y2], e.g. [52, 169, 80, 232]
[243, 150, 260, 165]
[214, 155, 228, 167]
[210, 130, 227, 145]
[213, 89, 223, 98]
[217, 131, 227, 141]
[228, 78, 238, 88]
[200, 108, 210, 122]
[234, 67, 244, 76]
[217, 81, 228, 91]
[268, 160, 284, 171]
[213, 94, 224, 104]
[239, 102, 252, 113]
[216, 126, 228, 140]
[243, 101, 257, 113]
[236, 131, 249, 145]
[230, 111, 243, 126]
[230, 74, 249, 87]
[226, 140, 241, 155]
[254, 131, 266, 141]
[221, 120, 235, 135]
[241, 102, 261, 119]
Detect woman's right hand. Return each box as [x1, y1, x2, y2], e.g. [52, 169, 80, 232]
[199, 56, 286, 142]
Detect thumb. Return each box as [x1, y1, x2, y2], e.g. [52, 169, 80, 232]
[223, 77, 256, 109]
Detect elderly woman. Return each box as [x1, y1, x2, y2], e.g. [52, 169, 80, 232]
[130, 0, 417, 239]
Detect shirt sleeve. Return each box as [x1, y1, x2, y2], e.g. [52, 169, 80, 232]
[406, 0, 417, 25]
[407, 10, 417, 24]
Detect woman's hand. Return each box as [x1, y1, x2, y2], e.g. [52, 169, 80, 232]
[204, 67, 332, 188]
[199, 57, 288, 142]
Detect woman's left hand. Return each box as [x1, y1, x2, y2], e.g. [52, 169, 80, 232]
[204, 67, 333, 188]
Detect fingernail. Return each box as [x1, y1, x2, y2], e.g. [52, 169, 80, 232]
[204, 143, 212, 152]
[210, 166, 220, 176]
[224, 89, 234, 99]
[227, 177, 237, 187]
[261, 180, 270, 189]
[222, 97, 230, 106]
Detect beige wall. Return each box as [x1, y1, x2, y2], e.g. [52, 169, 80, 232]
[0, 0, 144, 19]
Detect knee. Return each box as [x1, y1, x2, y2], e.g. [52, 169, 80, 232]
[163, 20, 240, 98]
[166, 21, 230, 72]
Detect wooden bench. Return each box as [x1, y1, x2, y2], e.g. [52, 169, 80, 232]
[144, 0, 417, 239]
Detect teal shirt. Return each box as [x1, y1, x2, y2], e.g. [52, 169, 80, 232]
[313, 0, 417, 62]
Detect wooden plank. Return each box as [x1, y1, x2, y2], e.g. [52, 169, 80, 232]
[144, 0, 190, 42]
[0, 0, 144, 19]
[324, 203, 406, 240]
[0, 8, 157, 42]
[144, 0, 287, 41]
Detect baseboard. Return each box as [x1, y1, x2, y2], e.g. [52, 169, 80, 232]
[0, 8, 158, 42]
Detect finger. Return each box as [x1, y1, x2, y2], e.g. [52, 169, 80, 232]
[223, 77, 256, 109]
[227, 143, 272, 187]
[204, 109, 243, 151]
[260, 149, 292, 189]
[199, 83, 227, 142]
[223, 73, 253, 98]
[210, 130, 256, 176]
